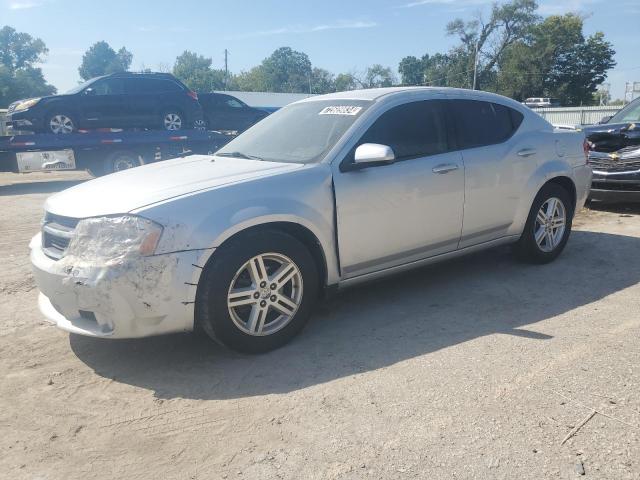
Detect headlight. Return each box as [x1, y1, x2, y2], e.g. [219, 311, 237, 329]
[65, 215, 163, 266]
[13, 98, 41, 112]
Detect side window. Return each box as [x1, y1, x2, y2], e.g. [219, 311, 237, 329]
[356, 100, 449, 160]
[451, 100, 523, 149]
[91, 78, 124, 95]
[158, 80, 182, 92]
[226, 98, 244, 108]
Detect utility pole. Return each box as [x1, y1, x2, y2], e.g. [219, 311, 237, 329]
[472, 40, 479, 90]
[224, 49, 229, 91]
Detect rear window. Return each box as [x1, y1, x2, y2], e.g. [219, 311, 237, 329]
[451, 100, 523, 149]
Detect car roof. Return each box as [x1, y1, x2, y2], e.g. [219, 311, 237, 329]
[295, 86, 527, 110]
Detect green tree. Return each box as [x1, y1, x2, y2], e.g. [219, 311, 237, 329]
[446, 0, 539, 89]
[310, 67, 335, 94]
[172, 51, 226, 92]
[398, 55, 425, 85]
[78, 41, 133, 80]
[496, 14, 615, 104]
[334, 73, 358, 91]
[0, 26, 55, 105]
[357, 64, 396, 88]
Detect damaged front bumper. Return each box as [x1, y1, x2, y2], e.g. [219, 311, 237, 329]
[30, 232, 206, 338]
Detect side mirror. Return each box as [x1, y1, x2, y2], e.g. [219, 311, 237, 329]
[599, 115, 611, 124]
[354, 143, 395, 166]
[84, 88, 95, 96]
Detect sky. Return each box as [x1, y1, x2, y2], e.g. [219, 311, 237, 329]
[2, 0, 640, 100]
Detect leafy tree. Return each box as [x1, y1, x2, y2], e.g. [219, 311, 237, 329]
[0, 26, 55, 105]
[334, 73, 358, 92]
[445, 0, 539, 90]
[310, 67, 335, 94]
[78, 41, 132, 80]
[398, 55, 425, 85]
[496, 14, 615, 104]
[357, 64, 396, 88]
[173, 51, 226, 92]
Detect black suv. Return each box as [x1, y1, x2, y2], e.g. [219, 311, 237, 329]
[6, 72, 204, 134]
[583, 97, 640, 202]
[198, 93, 269, 132]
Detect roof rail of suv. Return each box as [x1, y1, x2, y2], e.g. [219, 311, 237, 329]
[108, 71, 176, 78]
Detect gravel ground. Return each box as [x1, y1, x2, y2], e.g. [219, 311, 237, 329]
[1, 171, 639, 480]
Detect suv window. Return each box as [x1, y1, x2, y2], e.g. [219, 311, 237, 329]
[451, 100, 523, 149]
[357, 100, 449, 160]
[90, 78, 124, 95]
[124, 77, 182, 94]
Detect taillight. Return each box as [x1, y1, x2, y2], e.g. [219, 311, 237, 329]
[583, 138, 590, 165]
[187, 90, 198, 101]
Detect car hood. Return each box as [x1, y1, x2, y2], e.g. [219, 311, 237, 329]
[583, 122, 640, 153]
[45, 155, 304, 218]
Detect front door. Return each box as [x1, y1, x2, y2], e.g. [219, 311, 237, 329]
[78, 77, 127, 128]
[333, 99, 465, 279]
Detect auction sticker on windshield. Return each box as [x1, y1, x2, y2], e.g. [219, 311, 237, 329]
[319, 106, 363, 115]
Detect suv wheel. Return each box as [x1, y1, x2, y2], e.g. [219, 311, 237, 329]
[46, 113, 76, 134]
[513, 183, 573, 264]
[193, 119, 207, 131]
[162, 111, 183, 131]
[196, 230, 319, 353]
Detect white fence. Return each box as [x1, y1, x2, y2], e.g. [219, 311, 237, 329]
[531, 105, 621, 126]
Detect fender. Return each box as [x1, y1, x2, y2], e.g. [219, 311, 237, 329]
[509, 158, 576, 236]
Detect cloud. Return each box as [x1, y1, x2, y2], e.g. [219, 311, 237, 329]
[8, 0, 43, 9]
[229, 20, 378, 39]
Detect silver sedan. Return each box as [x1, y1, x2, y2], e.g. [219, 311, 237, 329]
[31, 87, 592, 352]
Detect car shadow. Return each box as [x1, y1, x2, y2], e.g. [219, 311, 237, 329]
[70, 230, 640, 400]
[0, 180, 85, 196]
[587, 202, 640, 215]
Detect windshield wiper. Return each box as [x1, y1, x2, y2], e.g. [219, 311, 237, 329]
[216, 151, 265, 161]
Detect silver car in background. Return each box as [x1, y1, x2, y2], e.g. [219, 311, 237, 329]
[30, 87, 592, 352]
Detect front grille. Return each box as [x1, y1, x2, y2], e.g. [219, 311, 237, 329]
[589, 149, 640, 173]
[42, 213, 79, 260]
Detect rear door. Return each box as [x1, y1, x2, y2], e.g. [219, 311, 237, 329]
[449, 99, 532, 248]
[333, 99, 465, 278]
[124, 77, 161, 127]
[78, 77, 127, 128]
[208, 94, 252, 131]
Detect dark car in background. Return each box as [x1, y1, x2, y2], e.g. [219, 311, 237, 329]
[584, 97, 640, 202]
[6, 72, 203, 134]
[198, 93, 269, 132]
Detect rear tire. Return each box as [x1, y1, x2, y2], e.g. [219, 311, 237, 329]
[513, 183, 573, 264]
[161, 110, 184, 131]
[196, 230, 319, 353]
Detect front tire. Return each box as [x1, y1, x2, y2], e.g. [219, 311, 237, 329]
[45, 112, 76, 134]
[196, 230, 319, 353]
[513, 183, 573, 264]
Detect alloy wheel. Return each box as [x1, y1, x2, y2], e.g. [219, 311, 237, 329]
[227, 253, 303, 336]
[534, 197, 566, 252]
[164, 113, 182, 130]
[49, 115, 74, 134]
[193, 119, 207, 130]
[113, 156, 138, 172]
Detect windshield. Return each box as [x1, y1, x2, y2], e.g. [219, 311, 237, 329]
[609, 99, 640, 123]
[216, 99, 371, 164]
[65, 77, 98, 94]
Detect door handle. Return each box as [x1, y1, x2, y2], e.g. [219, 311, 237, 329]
[432, 163, 459, 174]
[517, 148, 537, 157]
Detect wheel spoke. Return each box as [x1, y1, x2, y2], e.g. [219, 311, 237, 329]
[228, 287, 257, 307]
[246, 306, 267, 334]
[546, 198, 557, 220]
[536, 210, 547, 225]
[272, 294, 297, 316]
[270, 262, 296, 287]
[248, 255, 268, 286]
[535, 226, 547, 246]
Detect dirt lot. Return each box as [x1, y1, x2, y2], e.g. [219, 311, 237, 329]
[1, 171, 639, 480]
